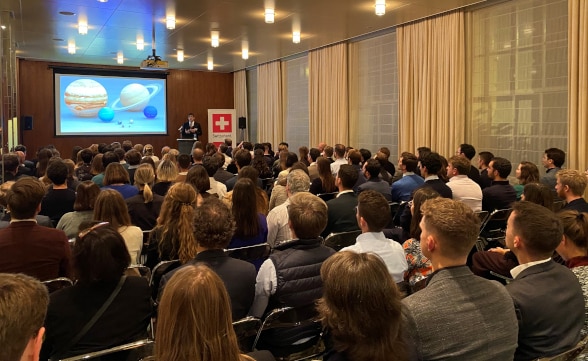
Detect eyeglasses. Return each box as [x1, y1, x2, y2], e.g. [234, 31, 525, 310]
[78, 222, 109, 240]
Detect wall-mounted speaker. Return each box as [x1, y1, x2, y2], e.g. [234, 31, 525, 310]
[238, 117, 247, 129]
[23, 116, 33, 131]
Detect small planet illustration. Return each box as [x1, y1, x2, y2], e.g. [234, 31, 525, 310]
[98, 107, 115, 122]
[110, 83, 160, 112]
[143, 106, 157, 119]
[64, 79, 108, 117]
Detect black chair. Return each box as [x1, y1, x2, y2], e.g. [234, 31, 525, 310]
[252, 304, 324, 360]
[233, 316, 262, 352]
[317, 192, 338, 202]
[56, 339, 154, 361]
[225, 243, 270, 263]
[387, 202, 400, 228]
[150, 260, 181, 301]
[126, 265, 152, 282]
[42, 277, 74, 293]
[323, 230, 361, 251]
[476, 208, 511, 251]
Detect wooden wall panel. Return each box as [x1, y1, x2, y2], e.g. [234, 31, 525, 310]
[17, 59, 233, 159]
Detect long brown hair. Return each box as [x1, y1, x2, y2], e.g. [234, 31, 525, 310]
[153, 183, 197, 264]
[231, 178, 261, 238]
[317, 157, 336, 193]
[517, 161, 540, 185]
[93, 189, 132, 228]
[409, 187, 440, 239]
[317, 252, 407, 361]
[156, 265, 254, 361]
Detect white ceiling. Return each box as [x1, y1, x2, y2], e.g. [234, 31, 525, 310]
[1, 0, 487, 73]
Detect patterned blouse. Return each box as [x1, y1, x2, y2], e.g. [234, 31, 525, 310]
[570, 264, 588, 361]
[403, 238, 433, 286]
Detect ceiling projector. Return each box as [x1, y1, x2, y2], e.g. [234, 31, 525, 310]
[140, 50, 168, 70]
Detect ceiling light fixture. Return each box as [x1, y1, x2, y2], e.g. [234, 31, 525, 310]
[136, 37, 144, 50]
[265, 8, 275, 23]
[68, 41, 76, 54]
[375, 0, 386, 16]
[242, 40, 249, 60]
[177, 49, 184, 62]
[117, 52, 124, 64]
[97, 0, 108, 2]
[207, 58, 214, 70]
[292, 31, 301, 44]
[78, 21, 88, 35]
[166, 15, 175, 30]
[211, 31, 220, 48]
[0, 25, 6, 30]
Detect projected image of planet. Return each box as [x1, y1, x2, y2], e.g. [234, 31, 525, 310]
[64, 79, 108, 117]
[110, 83, 161, 112]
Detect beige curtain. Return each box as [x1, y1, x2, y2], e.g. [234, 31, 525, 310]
[347, 42, 360, 147]
[568, 0, 588, 172]
[257, 61, 284, 146]
[309, 43, 349, 147]
[397, 10, 465, 157]
[233, 70, 247, 121]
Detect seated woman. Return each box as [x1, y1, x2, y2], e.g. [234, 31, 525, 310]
[317, 252, 409, 361]
[126, 164, 164, 231]
[223, 166, 269, 215]
[513, 161, 540, 200]
[40, 222, 151, 360]
[156, 264, 274, 361]
[185, 165, 214, 206]
[309, 157, 337, 196]
[94, 190, 143, 264]
[556, 210, 588, 339]
[403, 187, 438, 289]
[56, 181, 100, 239]
[228, 178, 268, 250]
[146, 182, 198, 270]
[153, 159, 178, 196]
[101, 162, 139, 199]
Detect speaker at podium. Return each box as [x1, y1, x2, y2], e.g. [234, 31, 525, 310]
[177, 139, 195, 155]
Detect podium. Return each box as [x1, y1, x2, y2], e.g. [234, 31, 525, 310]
[177, 139, 195, 155]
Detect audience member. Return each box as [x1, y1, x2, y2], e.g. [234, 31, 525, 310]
[417, 152, 452, 198]
[101, 162, 138, 199]
[228, 178, 268, 251]
[93, 190, 143, 264]
[0, 177, 71, 280]
[317, 252, 409, 361]
[0, 181, 54, 228]
[307, 148, 320, 181]
[40, 222, 151, 360]
[269, 171, 288, 211]
[513, 161, 540, 200]
[125, 149, 142, 184]
[541, 147, 565, 194]
[40, 160, 76, 226]
[126, 164, 164, 231]
[174, 153, 191, 183]
[446, 155, 482, 211]
[340, 190, 407, 283]
[267, 169, 310, 247]
[521, 182, 554, 210]
[0, 273, 48, 361]
[482, 157, 517, 212]
[185, 165, 214, 206]
[91, 151, 118, 187]
[213, 152, 235, 184]
[357, 159, 392, 201]
[402, 197, 518, 360]
[556, 169, 588, 213]
[330, 144, 347, 176]
[375, 147, 396, 179]
[310, 157, 337, 196]
[203, 155, 227, 199]
[505, 201, 584, 360]
[457, 143, 482, 186]
[153, 159, 178, 196]
[321, 165, 360, 238]
[347, 149, 367, 192]
[477, 151, 494, 189]
[56, 181, 100, 239]
[142, 144, 159, 162]
[391, 152, 424, 202]
[160, 197, 256, 320]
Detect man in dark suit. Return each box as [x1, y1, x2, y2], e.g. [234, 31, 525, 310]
[181, 112, 202, 139]
[159, 197, 256, 320]
[482, 157, 517, 212]
[0, 177, 72, 281]
[417, 152, 452, 198]
[555, 169, 588, 213]
[477, 151, 494, 189]
[505, 201, 584, 360]
[402, 197, 518, 360]
[321, 165, 360, 238]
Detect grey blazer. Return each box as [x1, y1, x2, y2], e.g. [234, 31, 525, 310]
[402, 265, 518, 361]
[506, 261, 585, 361]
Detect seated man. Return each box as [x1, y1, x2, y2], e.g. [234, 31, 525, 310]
[556, 169, 588, 213]
[40, 160, 76, 227]
[357, 159, 392, 201]
[250, 192, 335, 353]
[402, 197, 518, 360]
[321, 165, 360, 238]
[482, 157, 517, 212]
[0, 177, 71, 281]
[540, 147, 565, 196]
[391, 152, 424, 202]
[0, 273, 49, 361]
[160, 197, 256, 320]
[446, 155, 482, 211]
[340, 190, 407, 283]
[505, 201, 584, 360]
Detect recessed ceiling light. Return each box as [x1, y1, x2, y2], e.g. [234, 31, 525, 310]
[97, 0, 108, 3]
[207, 59, 213, 70]
[0, 25, 6, 30]
[117, 52, 124, 64]
[68, 41, 76, 54]
[166, 15, 175, 30]
[136, 37, 144, 50]
[375, 0, 386, 16]
[292, 31, 301, 44]
[211, 31, 219, 48]
[59, 11, 75, 16]
[78, 21, 88, 35]
[177, 49, 184, 62]
[265, 8, 275, 23]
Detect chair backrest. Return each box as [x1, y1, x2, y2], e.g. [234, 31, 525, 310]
[474, 210, 489, 226]
[42, 277, 74, 293]
[225, 243, 270, 263]
[56, 339, 153, 361]
[388, 202, 400, 228]
[480, 208, 511, 234]
[149, 260, 181, 300]
[535, 334, 588, 361]
[233, 316, 262, 352]
[323, 230, 361, 251]
[317, 192, 338, 202]
[127, 265, 152, 282]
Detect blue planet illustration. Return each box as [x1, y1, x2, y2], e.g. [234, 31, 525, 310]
[143, 106, 157, 119]
[110, 83, 160, 112]
[98, 107, 115, 122]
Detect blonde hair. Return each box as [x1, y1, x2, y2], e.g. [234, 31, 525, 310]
[154, 183, 197, 264]
[557, 169, 588, 196]
[156, 265, 254, 361]
[157, 159, 179, 183]
[134, 164, 155, 203]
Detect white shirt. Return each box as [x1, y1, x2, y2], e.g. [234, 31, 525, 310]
[447, 175, 483, 211]
[510, 258, 552, 279]
[250, 258, 278, 317]
[118, 225, 143, 265]
[266, 198, 292, 247]
[330, 158, 347, 176]
[340, 232, 408, 283]
[208, 177, 227, 198]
